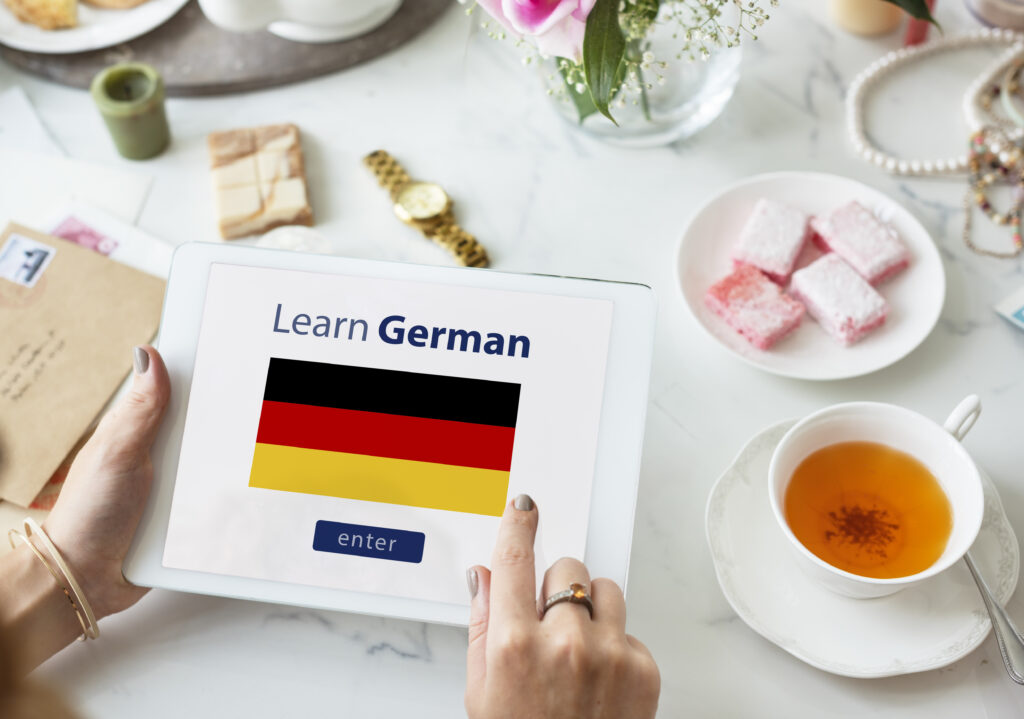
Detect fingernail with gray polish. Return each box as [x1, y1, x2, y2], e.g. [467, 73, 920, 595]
[466, 568, 479, 599]
[133, 346, 149, 375]
[514, 494, 534, 512]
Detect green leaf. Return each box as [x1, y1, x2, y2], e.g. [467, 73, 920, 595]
[582, 0, 626, 124]
[560, 63, 599, 124]
[635, 0, 660, 25]
[883, 0, 940, 28]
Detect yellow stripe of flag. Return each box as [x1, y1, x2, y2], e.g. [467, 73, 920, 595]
[249, 443, 510, 516]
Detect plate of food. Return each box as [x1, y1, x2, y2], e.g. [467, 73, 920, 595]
[0, 0, 188, 54]
[677, 171, 945, 381]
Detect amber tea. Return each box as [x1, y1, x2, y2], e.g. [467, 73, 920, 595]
[783, 441, 953, 579]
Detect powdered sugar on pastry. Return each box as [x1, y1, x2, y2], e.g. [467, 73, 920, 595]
[732, 198, 810, 283]
[810, 201, 909, 284]
[705, 265, 805, 350]
[790, 254, 888, 345]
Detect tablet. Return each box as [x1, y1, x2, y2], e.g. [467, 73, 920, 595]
[124, 243, 656, 626]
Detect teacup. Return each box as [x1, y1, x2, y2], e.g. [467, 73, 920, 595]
[197, 0, 403, 44]
[768, 396, 984, 599]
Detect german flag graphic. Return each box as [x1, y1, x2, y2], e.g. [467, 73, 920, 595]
[249, 358, 520, 516]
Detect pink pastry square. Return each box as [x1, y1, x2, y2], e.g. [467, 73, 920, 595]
[705, 265, 805, 350]
[789, 254, 888, 345]
[809, 201, 909, 284]
[732, 199, 811, 283]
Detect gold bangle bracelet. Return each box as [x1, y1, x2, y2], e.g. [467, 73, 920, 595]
[8, 528, 92, 641]
[24, 518, 99, 640]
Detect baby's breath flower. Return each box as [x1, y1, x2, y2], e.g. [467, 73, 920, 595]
[475, 0, 773, 116]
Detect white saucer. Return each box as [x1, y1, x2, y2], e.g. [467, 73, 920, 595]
[705, 420, 1020, 679]
[677, 172, 945, 381]
[0, 0, 188, 54]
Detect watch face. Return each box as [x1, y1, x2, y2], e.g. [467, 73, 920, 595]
[395, 182, 450, 222]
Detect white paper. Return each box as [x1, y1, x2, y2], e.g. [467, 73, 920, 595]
[0, 86, 63, 156]
[45, 200, 173, 279]
[0, 148, 152, 228]
[162, 263, 614, 607]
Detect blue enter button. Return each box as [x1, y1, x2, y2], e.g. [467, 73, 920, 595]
[312, 520, 425, 564]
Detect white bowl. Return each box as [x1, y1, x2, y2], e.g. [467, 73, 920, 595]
[768, 396, 984, 598]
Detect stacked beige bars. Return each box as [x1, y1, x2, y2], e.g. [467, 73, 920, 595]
[208, 123, 314, 240]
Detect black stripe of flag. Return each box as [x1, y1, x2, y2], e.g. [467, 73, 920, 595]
[262, 357, 521, 428]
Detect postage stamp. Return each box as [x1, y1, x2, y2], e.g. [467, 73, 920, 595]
[0, 233, 55, 288]
[50, 215, 119, 256]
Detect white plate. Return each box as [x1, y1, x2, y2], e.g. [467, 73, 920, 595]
[705, 420, 1020, 679]
[0, 0, 188, 54]
[677, 172, 945, 381]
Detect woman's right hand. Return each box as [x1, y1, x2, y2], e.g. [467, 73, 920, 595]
[465, 495, 660, 719]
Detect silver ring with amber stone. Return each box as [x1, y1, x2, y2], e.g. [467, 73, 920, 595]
[542, 582, 593, 619]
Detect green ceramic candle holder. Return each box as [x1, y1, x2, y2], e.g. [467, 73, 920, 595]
[90, 62, 170, 160]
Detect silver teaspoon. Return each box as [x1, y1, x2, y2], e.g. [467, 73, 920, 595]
[964, 550, 1024, 684]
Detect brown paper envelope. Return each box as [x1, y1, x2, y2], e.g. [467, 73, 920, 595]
[0, 223, 164, 506]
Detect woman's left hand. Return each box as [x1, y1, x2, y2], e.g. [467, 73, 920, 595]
[43, 345, 170, 620]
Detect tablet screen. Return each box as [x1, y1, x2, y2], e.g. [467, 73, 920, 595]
[162, 263, 613, 606]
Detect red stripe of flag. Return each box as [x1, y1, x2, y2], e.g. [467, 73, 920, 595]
[255, 400, 515, 471]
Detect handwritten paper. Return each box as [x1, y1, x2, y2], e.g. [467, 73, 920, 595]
[0, 223, 164, 506]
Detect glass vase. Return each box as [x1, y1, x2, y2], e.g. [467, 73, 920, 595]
[543, 22, 742, 148]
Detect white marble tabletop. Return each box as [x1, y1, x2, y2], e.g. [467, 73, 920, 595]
[4, 0, 1024, 716]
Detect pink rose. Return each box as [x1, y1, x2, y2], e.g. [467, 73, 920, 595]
[477, 0, 597, 63]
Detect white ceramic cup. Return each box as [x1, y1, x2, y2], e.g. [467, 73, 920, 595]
[768, 396, 984, 599]
[197, 0, 403, 44]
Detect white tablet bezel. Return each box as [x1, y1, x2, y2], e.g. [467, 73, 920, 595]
[124, 243, 656, 626]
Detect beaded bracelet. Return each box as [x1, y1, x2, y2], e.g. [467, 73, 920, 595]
[8, 518, 100, 641]
[1000, 60, 1024, 130]
[972, 56, 1024, 134]
[964, 128, 1024, 258]
[965, 45, 1024, 140]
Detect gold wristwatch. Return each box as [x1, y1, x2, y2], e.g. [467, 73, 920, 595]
[363, 150, 489, 268]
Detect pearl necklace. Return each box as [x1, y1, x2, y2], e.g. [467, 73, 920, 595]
[847, 28, 1024, 177]
[964, 46, 1024, 139]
